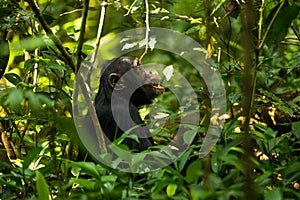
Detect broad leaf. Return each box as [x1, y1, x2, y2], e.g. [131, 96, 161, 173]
[36, 171, 51, 200]
[266, 2, 300, 45]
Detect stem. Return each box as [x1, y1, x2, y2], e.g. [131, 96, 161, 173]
[1, 128, 17, 160]
[25, 0, 76, 72]
[226, 13, 232, 62]
[240, 0, 259, 199]
[258, 0, 264, 43]
[33, 48, 39, 92]
[139, 0, 150, 61]
[258, 0, 285, 49]
[85, 1, 108, 153]
[76, 0, 90, 73]
[91, 1, 108, 64]
[76, 73, 108, 154]
[291, 23, 300, 41]
[124, 0, 139, 16]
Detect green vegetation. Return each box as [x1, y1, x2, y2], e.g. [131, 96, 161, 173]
[0, 0, 300, 199]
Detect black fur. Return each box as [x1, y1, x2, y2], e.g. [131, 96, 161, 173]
[94, 57, 164, 151]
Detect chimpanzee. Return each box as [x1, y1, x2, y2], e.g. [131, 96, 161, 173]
[94, 57, 165, 152]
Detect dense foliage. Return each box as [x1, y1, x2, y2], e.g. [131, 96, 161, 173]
[0, 0, 300, 199]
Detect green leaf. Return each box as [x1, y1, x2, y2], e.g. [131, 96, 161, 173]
[166, 183, 177, 197]
[82, 44, 95, 51]
[101, 175, 118, 182]
[36, 171, 51, 200]
[293, 95, 300, 103]
[24, 90, 41, 111]
[266, 2, 300, 45]
[4, 73, 22, 86]
[183, 129, 197, 144]
[284, 161, 300, 176]
[4, 89, 23, 111]
[190, 185, 214, 200]
[44, 14, 56, 25]
[264, 187, 282, 200]
[0, 8, 13, 19]
[73, 178, 96, 190]
[71, 162, 100, 178]
[48, 63, 66, 71]
[36, 93, 54, 108]
[24, 59, 38, 73]
[0, 177, 22, 190]
[258, 88, 294, 116]
[178, 148, 193, 172]
[185, 160, 202, 184]
[0, 40, 9, 79]
[23, 147, 43, 170]
[292, 121, 300, 139]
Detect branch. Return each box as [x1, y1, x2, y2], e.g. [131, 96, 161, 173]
[257, 0, 264, 44]
[88, 1, 109, 152]
[139, 0, 150, 62]
[76, 72, 108, 154]
[25, 0, 76, 72]
[0, 123, 18, 160]
[291, 23, 300, 41]
[76, 0, 90, 73]
[258, 0, 285, 49]
[124, 0, 139, 16]
[91, 1, 108, 64]
[240, 0, 259, 199]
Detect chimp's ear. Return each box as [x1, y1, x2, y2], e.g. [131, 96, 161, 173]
[133, 58, 140, 66]
[108, 73, 124, 90]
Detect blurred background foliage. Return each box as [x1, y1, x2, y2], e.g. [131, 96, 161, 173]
[0, 0, 300, 199]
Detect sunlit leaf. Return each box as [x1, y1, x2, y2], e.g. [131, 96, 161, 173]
[121, 42, 138, 51]
[73, 178, 96, 190]
[166, 183, 177, 197]
[23, 147, 43, 170]
[82, 44, 94, 51]
[153, 112, 169, 119]
[71, 162, 100, 178]
[148, 37, 157, 50]
[163, 65, 174, 81]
